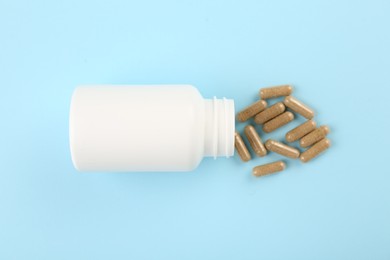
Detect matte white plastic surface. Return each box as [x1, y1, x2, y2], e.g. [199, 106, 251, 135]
[69, 85, 235, 172]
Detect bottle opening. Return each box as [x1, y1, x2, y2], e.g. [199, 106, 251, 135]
[204, 97, 235, 158]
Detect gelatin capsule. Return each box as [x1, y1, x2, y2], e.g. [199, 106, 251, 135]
[284, 96, 314, 119]
[285, 119, 316, 143]
[265, 139, 300, 159]
[300, 138, 331, 163]
[259, 85, 293, 99]
[244, 125, 267, 157]
[253, 161, 286, 177]
[236, 100, 267, 122]
[300, 125, 330, 148]
[254, 102, 285, 125]
[262, 111, 294, 133]
[234, 131, 251, 162]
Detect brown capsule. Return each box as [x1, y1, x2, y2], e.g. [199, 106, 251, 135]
[244, 125, 267, 157]
[236, 100, 267, 122]
[300, 138, 331, 163]
[254, 102, 285, 125]
[265, 139, 300, 159]
[234, 131, 251, 162]
[285, 119, 317, 143]
[253, 161, 286, 177]
[300, 125, 330, 148]
[259, 85, 293, 99]
[262, 111, 294, 133]
[284, 96, 314, 119]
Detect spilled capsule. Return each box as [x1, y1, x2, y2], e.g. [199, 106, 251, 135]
[254, 102, 285, 125]
[300, 138, 331, 163]
[285, 119, 317, 143]
[244, 125, 267, 157]
[234, 131, 251, 162]
[263, 111, 294, 133]
[300, 125, 330, 148]
[236, 100, 267, 122]
[284, 96, 314, 119]
[265, 139, 300, 159]
[253, 161, 286, 177]
[259, 85, 293, 99]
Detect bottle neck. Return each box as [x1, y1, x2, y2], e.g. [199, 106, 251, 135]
[204, 97, 235, 158]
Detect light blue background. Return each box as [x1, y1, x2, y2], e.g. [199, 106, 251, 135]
[1, 0, 389, 259]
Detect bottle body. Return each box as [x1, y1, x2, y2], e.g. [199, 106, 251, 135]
[69, 85, 235, 172]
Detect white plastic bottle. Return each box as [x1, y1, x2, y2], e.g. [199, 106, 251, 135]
[69, 85, 235, 172]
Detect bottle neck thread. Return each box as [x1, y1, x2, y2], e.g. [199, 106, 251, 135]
[204, 97, 235, 158]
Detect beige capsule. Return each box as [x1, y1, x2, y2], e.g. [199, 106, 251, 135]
[285, 119, 317, 143]
[259, 85, 293, 99]
[300, 138, 331, 163]
[253, 161, 286, 177]
[236, 100, 267, 122]
[284, 96, 314, 119]
[300, 125, 330, 148]
[262, 111, 294, 133]
[234, 131, 251, 162]
[244, 125, 267, 157]
[265, 139, 300, 159]
[254, 102, 285, 125]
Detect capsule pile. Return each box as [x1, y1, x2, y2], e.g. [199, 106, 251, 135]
[235, 84, 331, 177]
